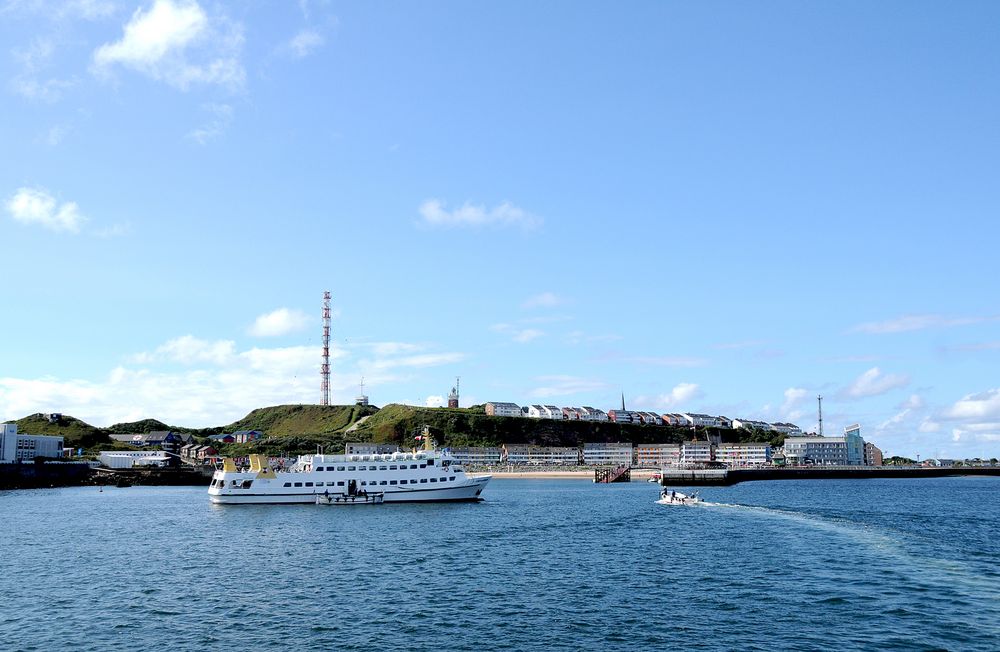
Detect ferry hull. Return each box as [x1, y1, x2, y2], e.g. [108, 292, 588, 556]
[209, 476, 490, 505]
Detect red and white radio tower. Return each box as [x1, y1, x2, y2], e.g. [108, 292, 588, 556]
[321, 291, 331, 406]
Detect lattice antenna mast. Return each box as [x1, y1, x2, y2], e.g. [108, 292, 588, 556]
[817, 394, 824, 436]
[321, 291, 331, 406]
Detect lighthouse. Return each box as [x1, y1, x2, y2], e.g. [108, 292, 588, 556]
[448, 377, 460, 408]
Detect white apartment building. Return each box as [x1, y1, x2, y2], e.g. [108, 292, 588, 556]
[542, 405, 563, 419]
[715, 442, 772, 467]
[562, 407, 586, 420]
[502, 444, 580, 465]
[682, 414, 728, 428]
[661, 413, 688, 426]
[634, 443, 681, 467]
[636, 412, 663, 426]
[771, 422, 803, 436]
[1, 424, 64, 463]
[448, 446, 502, 465]
[485, 402, 523, 418]
[582, 442, 634, 466]
[680, 441, 714, 465]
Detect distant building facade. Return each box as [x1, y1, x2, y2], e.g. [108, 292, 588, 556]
[680, 441, 714, 465]
[864, 441, 883, 466]
[485, 402, 522, 418]
[502, 444, 580, 465]
[731, 419, 773, 432]
[346, 442, 400, 456]
[448, 446, 502, 465]
[98, 451, 169, 469]
[634, 443, 681, 467]
[715, 442, 772, 467]
[0, 424, 63, 463]
[582, 442, 633, 466]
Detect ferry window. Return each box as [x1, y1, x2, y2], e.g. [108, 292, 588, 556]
[420, 479, 428, 483]
[357, 466, 366, 471]
[294, 482, 303, 487]
[347, 466, 356, 471]
[440, 477, 447, 482]
[283, 482, 291, 487]
[390, 480, 397, 485]
[241, 480, 253, 489]
[449, 477, 456, 481]
[337, 466, 345, 471]
[410, 464, 418, 469]
[379, 481, 387, 485]
[305, 482, 313, 487]
[419, 464, 426, 469]
[379, 466, 387, 470]
[399, 479, 407, 484]
[427, 459, 435, 466]
[360, 481, 367, 486]
[337, 481, 345, 486]
[389, 465, 397, 470]
[315, 482, 324, 487]
[430, 478, 437, 483]
[316, 467, 324, 472]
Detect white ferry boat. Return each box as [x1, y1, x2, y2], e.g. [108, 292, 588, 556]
[208, 446, 490, 505]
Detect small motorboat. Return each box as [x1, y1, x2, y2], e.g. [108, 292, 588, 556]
[657, 488, 702, 506]
[315, 491, 384, 506]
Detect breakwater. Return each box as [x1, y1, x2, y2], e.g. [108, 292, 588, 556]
[660, 465, 1000, 486]
[0, 462, 92, 490]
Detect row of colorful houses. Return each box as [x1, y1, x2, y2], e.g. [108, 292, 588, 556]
[484, 402, 801, 434]
[437, 441, 775, 468]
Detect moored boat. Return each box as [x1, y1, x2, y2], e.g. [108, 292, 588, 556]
[208, 439, 490, 505]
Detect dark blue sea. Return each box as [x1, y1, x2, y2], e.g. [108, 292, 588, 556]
[2, 477, 999, 651]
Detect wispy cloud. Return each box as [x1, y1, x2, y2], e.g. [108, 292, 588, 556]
[842, 367, 910, 399]
[624, 355, 708, 368]
[529, 375, 609, 398]
[92, 0, 244, 90]
[5, 187, 86, 232]
[9, 37, 76, 102]
[287, 28, 324, 58]
[566, 330, 622, 345]
[851, 314, 999, 334]
[522, 292, 565, 309]
[492, 323, 544, 344]
[131, 335, 236, 365]
[248, 308, 311, 337]
[187, 102, 233, 144]
[418, 199, 540, 230]
[638, 383, 702, 410]
[369, 352, 465, 370]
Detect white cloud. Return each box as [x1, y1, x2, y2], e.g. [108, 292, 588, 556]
[522, 292, 564, 309]
[648, 383, 702, 410]
[851, 314, 998, 334]
[529, 375, 609, 399]
[44, 124, 70, 146]
[132, 335, 235, 365]
[843, 367, 910, 399]
[945, 389, 1000, 421]
[780, 387, 810, 422]
[625, 356, 708, 368]
[187, 102, 233, 144]
[425, 395, 445, 408]
[878, 394, 925, 431]
[492, 323, 545, 344]
[370, 353, 465, 371]
[566, 331, 622, 345]
[248, 308, 311, 337]
[288, 28, 323, 57]
[5, 187, 86, 232]
[9, 37, 76, 102]
[418, 199, 541, 230]
[92, 0, 244, 90]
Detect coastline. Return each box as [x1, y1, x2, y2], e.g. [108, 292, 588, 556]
[479, 469, 659, 480]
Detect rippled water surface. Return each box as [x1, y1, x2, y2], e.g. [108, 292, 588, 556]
[2, 477, 999, 651]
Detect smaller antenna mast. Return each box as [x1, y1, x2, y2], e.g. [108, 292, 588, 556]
[818, 394, 824, 436]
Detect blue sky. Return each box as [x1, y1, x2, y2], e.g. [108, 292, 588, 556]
[2, 0, 999, 458]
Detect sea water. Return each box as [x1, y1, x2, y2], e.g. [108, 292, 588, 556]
[1, 477, 998, 651]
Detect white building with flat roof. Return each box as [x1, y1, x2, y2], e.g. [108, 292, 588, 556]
[98, 451, 169, 469]
[580, 407, 608, 422]
[1, 424, 64, 463]
[732, 419, 773, 432]
[681, 414, 728, 428]
[680, 441, 714, 465]
[448, 447, 502, 465]
[635, 443, 681, 467]
[502, 444, 580, 465]
[715, 442, 772, 467]
[583, 442, 633, 466]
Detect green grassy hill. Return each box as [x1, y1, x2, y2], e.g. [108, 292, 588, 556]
[12, 413, 109, 449]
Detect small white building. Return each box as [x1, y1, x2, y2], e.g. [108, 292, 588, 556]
[636, 411, 663, 426]
[732, 418, 773, 432]
[581, 407, 608, 422]
[634, 443, 681, 467]
[542, 405, 564, 419]
[561, 407, 585, 420]
[661, 413, 688, 427]
[1, 424, 64, 463]
[98, 451, 170, 469]
[681, 413, 727, 428]
[771, 422, 803, 436]
[485, 402, 523, 418]
[715, 442, 772, 467]
[582, 442, 634, 466]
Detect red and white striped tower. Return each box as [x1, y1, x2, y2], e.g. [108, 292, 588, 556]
[321, 291, 331, 406]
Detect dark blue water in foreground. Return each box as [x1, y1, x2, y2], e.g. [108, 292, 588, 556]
[2, 477, 999, 651]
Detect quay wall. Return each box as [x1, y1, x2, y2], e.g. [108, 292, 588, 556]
[661, 466, 1000, 486]
[0, 462, 92, 490]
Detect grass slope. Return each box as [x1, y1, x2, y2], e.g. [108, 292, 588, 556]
[12, 413, 109, 449]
